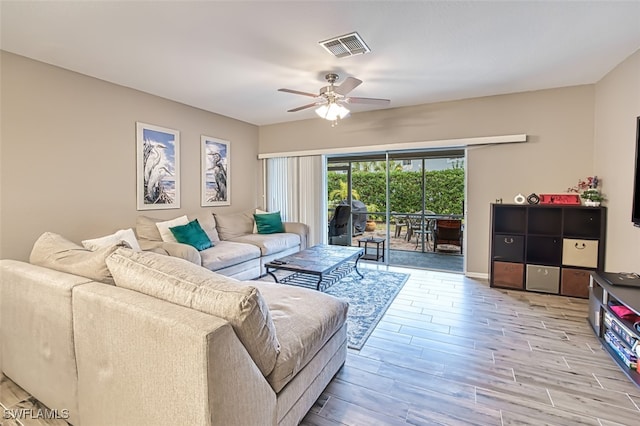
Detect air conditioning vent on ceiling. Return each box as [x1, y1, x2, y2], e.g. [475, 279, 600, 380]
[319, 32, 370, 58]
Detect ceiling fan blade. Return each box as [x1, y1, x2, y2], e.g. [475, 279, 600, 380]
[345, 97, 391, 105]
[287, 102, 321, 112]
[334, 77, 362, 95]
[278, 88, 319, 98]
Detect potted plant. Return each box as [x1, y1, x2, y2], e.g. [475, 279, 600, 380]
[365, 203, 379, 231]
[581, 189, 605, 206]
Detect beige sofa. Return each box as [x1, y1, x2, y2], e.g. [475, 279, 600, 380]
[0, 235, 347, 426]
[136, 210, 309, 281]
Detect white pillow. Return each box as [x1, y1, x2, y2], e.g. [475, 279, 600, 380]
[155, 215, 189, 242]
[82, 228, 142, 252]
[253, 208, 269, 233]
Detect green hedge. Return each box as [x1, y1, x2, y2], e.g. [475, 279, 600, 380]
[328, 169, 464, 216]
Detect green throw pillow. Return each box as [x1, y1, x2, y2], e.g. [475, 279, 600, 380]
[254, 212, 285, 234]
[169, 219, 213, 251]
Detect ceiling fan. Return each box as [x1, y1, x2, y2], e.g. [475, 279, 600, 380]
[278, 73, 390, 122]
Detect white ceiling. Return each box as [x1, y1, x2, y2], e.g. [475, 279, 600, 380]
[2, 1, 640, 126]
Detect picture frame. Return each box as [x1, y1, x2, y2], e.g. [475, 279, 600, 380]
[201, 135, 230, 206]
[136, 122, 180, 210]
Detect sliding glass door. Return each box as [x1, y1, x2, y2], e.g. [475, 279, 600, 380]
[327, 149, 465, 273]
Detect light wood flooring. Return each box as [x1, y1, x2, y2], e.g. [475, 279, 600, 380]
[2, 265, 639, 425]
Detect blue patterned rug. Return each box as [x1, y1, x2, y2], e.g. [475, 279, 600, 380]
[326, 269, 410, 349]
[261, 269, 409, 350]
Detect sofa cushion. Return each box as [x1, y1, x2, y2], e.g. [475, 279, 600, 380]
[231, 233, 300, 256]
[254, 211, 285, 234]
[214, 210, 254, 240]
[188, 211, 220, 242]
[169, 219, 213, 251]
[156, 215, 189, 242]
[251, 281, 349, 393]
[105, 249, 279, 376]
[30, 232, 120, 284]
[199, 240, 261, 271]
[136, 215, 163, 241]
[82, 228, 142, 252]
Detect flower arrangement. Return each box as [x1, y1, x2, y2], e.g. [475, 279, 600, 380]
[568, 176, 604, 206]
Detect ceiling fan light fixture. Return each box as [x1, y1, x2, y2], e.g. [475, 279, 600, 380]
[315, 103, 350, 121]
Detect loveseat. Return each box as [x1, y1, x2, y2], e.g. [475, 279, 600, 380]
[135, 210, 309, 280]
[0, 234, 347, 425]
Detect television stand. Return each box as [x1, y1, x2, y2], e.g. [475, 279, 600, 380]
[589, 272, 640, 387]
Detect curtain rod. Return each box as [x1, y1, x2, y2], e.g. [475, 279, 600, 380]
[257, 134, 527, 159]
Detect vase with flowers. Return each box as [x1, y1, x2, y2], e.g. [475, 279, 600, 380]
[568, 176, 605, 206]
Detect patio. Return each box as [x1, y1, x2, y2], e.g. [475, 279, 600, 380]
[349, 222, 463, 273]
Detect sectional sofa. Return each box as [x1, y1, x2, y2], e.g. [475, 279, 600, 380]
[0, 232, 348, 425]
[135, 210, 309, 280]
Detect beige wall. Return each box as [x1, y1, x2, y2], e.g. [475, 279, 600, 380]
[260, 86, 596, 276]
[3, 48, 636, 275]
[594, 49, 640, 271]
[0, 52, 259, 261]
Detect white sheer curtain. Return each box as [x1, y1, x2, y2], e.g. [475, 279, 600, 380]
[265, 156, 325, 247]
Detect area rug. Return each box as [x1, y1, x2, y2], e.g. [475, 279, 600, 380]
[260, 269, 409, 350]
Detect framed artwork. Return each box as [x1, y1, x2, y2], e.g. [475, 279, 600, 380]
[136, 122, 180, 210]
[201, 135, 230, 206]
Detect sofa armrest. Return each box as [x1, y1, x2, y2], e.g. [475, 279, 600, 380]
[283, 222, 309, 249]
[1, 260, 90, 426]
[73, 283, 276, 425]
[138, 240, 202, 265]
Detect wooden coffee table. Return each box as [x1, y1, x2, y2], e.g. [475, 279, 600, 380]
[265, 244, 364, 291]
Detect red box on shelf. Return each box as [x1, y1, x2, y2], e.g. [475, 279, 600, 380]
[539, 193, 581, 205]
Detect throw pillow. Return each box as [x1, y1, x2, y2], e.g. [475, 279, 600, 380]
[214, 210, 254, 240]
[155, 215, 189, 242]
[254, 211, 285, 234]
[30, 232, 123, 284]
[105, 249, 280, 376]
[82, 228, 142, 252]
[169, 219, 213, 251]
[253, 208, 269, 233]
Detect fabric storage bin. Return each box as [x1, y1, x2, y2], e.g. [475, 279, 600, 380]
[560, 268, 591, 298]
[526, 264, 560, 293]
[493, 235, 524, 262]
[562, 238, 599, 268]
[492, 261, 524, 289]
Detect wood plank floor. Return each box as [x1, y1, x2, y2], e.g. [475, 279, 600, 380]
[2, 265, 639, 425]
[301, 264, 640, 426]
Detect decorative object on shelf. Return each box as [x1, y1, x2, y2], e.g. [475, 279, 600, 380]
[539, 193, 581, 205]
[514, 193, 526, 204]
[581, 189, 605, 206]
[527, 193, 540, 204]
[136, 122, 180, 210]
[567, 175, 605, 206]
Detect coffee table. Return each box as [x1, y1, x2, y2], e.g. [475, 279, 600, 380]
[265, 244, 364, 291]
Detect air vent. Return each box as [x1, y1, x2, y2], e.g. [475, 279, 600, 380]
[319, 32, 370, 58]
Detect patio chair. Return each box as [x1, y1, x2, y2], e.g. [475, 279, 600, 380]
[433, 219, 463, 254]
[328, 204, 351, 245]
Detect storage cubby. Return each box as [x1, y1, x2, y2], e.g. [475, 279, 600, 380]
[528, 207, 562, 235]
[493, 206, 526, 234]
[490, 204, 606, 298]
[564, 208, 602, 238]
[526, 236, 562, 265]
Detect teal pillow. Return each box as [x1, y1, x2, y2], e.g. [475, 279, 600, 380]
[254, 212, 285, 234]
[169, 219, 213, 251]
